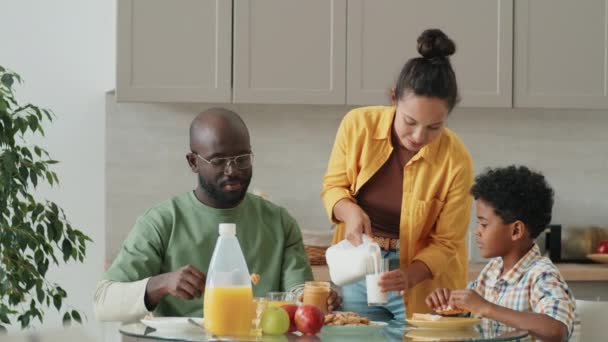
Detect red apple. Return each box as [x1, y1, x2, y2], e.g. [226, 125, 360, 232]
[294, 305, 324, 335]
[596, 240, 608, 254]
[281, 304, 298, 333]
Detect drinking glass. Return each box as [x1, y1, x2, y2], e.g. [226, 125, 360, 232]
[366, 258, 389, 306]
[302, 281, 331, 314]
[250, 297, 268, 337]
[267, 292, 296, 308]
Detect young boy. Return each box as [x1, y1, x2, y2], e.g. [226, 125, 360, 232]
[426, 166, 575, 341]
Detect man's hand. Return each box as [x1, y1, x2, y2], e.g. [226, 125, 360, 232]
[327, 288, 342, 312]
[426, 288, 452, 313]
[145, 265, 206, 310]
[378, 269, 408, 296]
[449, 289, 490, 316]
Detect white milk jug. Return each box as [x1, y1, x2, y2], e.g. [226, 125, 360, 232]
[325, 235, 381, 286]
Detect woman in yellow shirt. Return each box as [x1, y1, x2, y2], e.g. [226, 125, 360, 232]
[322, 29, 474, 320]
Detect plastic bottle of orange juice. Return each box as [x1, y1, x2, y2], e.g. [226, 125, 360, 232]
[203, 223, 253, 337]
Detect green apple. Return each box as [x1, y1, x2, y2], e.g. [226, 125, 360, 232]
[260, 306, 290, 335]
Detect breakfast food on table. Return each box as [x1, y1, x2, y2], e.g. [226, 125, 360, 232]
[435, 306, 469, 316]
[409, 312, 482, 330]
[411, 313, 443, 321]
[324, 311, 372, 326]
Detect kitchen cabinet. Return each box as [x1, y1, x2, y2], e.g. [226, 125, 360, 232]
[116, 0, 608, 109]
[232, 0, 346, 104]
[514, 0, 608, 109]
[346, 0, 513, 107]
[117, 0, 232, 102]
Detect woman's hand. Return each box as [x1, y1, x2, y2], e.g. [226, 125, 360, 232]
[333, 199, 373, 246]
[425, 288, 452, 313]
[378, 269, 408, 296]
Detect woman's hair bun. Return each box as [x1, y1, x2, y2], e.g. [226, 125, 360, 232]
[417, 29, 456, 59]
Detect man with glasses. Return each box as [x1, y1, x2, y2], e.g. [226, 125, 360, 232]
[94, 108, 340, 321]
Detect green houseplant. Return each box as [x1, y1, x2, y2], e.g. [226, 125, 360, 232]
[0, 66, 91, 331]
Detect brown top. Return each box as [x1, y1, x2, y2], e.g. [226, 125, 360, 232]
[355, 127, 414, 239]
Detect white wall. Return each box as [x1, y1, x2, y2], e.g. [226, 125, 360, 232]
[1, 0, 114, 340]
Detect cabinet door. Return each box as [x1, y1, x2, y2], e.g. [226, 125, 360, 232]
[117, 0, 231, 102]
[347, 0, 513, 107]
[233, 0, 346, 104]
[514, 0, 608, 108]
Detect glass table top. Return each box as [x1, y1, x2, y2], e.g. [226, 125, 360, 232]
[119, 318, 530, 341]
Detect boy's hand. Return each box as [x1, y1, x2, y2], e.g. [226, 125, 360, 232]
[449, 289, 491, 316]
[425, 288, 452, 312]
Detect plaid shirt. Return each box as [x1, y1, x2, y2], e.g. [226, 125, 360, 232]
[469, 244, 576, 338]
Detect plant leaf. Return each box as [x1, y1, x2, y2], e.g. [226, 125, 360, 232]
[61, 239, 73, 262]
[0, 313, 9, 325]
[71, 310, 82, 324]
[1, 74, 13, 88]
[18, 313, 30, 328]
[53, 294, 61, 311]
[62, 312, 71, 326]
[36, 285, 45, 303]
[31, 171, 38, 187]
[46, 171, 54, 186]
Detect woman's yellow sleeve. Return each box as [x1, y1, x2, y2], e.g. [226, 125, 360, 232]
[321, 115, 355, 223]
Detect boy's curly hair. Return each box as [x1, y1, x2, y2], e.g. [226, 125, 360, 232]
[471, 165, 554, 239]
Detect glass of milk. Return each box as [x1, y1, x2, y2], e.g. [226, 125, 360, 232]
[366, 256, 389, 306]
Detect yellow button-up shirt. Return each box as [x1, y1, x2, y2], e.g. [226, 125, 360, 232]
[322, 106, 474, 316]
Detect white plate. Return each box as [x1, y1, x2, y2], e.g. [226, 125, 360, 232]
[140, 317, 204, 332]
[404, 328, 481, 341]
[321, 321, 388, 335]
[406, 317, 480, 330]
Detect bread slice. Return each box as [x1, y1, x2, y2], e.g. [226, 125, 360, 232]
[435, 306, 469, 316]
[411, 313, 442, 321]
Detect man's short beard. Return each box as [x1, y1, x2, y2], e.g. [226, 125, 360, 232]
[198, 174, 250, 207]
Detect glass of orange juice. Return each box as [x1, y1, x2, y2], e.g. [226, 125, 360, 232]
[302, 281, 331, 314]
[250, 297, 268, 337]
[267, 292, 296, 308]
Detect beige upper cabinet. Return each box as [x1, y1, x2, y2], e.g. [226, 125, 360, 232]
[514, 0, 608, 109]
[346, 0, 513, 108]
[117, 0, 232, 103]
[116, 0, 608, 109]
[232, 0, 347, 104]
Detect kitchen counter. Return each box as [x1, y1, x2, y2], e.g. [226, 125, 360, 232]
[312, 262, 608, 283]
[469, 262, 608, 282]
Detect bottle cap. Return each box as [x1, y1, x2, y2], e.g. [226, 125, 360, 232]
[219, 223, 236, 236]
